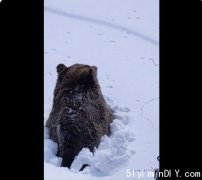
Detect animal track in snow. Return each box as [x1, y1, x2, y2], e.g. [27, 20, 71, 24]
[140, 97, 159, 129]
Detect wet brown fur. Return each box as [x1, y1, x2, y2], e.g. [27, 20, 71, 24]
[46, 64, 113, 168]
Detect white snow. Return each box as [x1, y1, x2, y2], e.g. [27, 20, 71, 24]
[44, 0, 159, 179]
[44, 137, 62, 167]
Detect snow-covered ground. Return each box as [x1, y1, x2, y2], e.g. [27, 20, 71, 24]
[44, 0, 159, 179]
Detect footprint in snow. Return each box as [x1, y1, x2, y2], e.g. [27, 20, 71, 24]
[109, 40, 116, 43]
[106, 74, 110, 79]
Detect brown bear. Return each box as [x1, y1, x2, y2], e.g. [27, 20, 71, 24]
[46, 63, 113, 169]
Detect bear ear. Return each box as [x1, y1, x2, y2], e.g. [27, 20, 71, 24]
[92, 66, 97, 71]
[91, 66, 97, 75]
[57, 64, 66, 73]
[92, 66, 97, 72]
